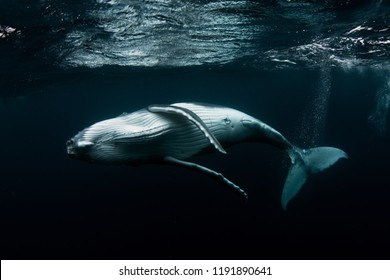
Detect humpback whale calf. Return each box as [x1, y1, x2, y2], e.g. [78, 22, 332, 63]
[66, 102, 348, 209]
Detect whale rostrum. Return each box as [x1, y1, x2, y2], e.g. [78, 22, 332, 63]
[66, 102, 348, 210]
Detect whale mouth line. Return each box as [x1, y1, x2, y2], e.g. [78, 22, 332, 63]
[77, 140, 94, 148]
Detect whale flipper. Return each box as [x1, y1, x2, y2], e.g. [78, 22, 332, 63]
[148, 104, 226, 154]
[164, 156, 248, 200]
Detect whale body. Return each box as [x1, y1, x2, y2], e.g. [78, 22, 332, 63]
[66, 102, 348, 209]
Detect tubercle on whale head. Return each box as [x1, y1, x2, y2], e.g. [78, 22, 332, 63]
[66, 138, 77, 157]
[66, 133, 94, 160]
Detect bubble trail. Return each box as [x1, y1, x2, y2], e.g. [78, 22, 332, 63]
[297, 65, 332, 147]
[368, 80, 390, 136]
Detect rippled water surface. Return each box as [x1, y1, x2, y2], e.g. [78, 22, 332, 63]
[2, 0, 390, 69]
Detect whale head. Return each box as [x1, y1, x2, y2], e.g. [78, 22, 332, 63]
[66, 117, 130, 163]
[66, 116, 155, 164]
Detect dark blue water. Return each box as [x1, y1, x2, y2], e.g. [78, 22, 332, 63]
[1, 0, 389, 259]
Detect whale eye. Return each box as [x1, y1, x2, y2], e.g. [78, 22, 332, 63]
[223, 117, 231, 125]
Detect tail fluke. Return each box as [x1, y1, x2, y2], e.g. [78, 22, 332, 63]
[281, 146, 348, 210]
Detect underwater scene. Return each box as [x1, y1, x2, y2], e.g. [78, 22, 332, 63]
[1, 0, 389, 259]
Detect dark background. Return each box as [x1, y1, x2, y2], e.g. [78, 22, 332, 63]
[1, 0, 389, 259]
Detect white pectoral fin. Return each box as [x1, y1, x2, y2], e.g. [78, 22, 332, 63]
[148, 104, 226, 154]
[164, 156, 248, 200]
